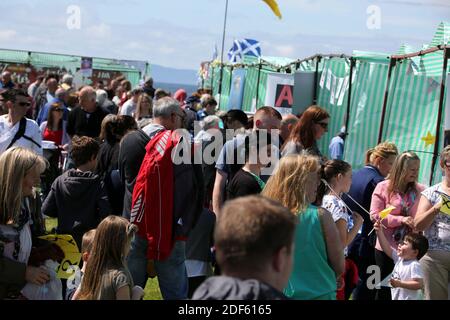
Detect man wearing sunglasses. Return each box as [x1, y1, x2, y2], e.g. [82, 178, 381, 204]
[0, 88, 42, 155]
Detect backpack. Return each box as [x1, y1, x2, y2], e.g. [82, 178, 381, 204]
[6, 117, 41, 150]
[131, 129, 204, 261]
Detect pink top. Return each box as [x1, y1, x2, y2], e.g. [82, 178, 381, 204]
[370, 180, 426, 252]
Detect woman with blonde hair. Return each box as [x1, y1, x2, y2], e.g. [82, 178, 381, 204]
[0, 147, 49, 299]
[134, 93, 153, 128]
[262, 154, 344, 300]
[74, 215, 143, 300]
[342, 141, 398, 300]
[415, 145, 450, 300]
[370, 151, 425, 300]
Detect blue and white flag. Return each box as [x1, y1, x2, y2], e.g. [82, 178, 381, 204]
[228, 39, 262, 63]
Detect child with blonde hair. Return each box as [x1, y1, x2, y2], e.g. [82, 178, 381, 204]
[73, 216, 143, 300]
[262, 154, 344, 300]
[67, 229, 96, 300]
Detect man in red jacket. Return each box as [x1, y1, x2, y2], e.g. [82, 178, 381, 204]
[126, 97, 203, 300]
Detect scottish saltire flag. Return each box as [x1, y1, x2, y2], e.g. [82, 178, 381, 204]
[228, 39, 262, 63]
[227, 41, 242, 63]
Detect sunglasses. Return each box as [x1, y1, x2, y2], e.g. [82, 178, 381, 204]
[52, 108, 63, 112]
[18, 101, 31, 107]
[316, 122, 328, 129]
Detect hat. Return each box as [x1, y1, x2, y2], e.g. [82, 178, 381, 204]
[185, 95, 200, 105]
[339, 126, 348, 137]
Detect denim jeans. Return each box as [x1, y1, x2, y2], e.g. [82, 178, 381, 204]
[127, 234, 188, 300]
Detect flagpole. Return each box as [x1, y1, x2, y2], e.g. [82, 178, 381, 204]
[218, 0, 229, 104]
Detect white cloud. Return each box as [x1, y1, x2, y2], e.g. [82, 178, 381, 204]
[0, 30, 17, 41]
[377, 0, 450, 7]
[86, 23, 112, 38]
[275, 45, 295, 57]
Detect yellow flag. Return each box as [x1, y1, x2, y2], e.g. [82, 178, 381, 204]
[439, 192, 450, 216]
[262, 0, 282, 19]
[38, 234, 82, 279]
[379, 206, 395, 220]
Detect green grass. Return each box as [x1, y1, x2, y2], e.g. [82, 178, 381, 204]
[45, 217, 163, 300]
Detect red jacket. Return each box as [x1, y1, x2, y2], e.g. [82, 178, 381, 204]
[130, 130, 179, 260]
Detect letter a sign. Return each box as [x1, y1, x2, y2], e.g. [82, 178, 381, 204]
[275, 84, 293, 108]
[264, 73, 294, 116]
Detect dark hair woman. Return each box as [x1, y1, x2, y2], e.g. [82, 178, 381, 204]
[281, 105, 330, 158]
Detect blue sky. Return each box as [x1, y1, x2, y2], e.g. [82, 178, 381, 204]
[0, 0, 448, 71]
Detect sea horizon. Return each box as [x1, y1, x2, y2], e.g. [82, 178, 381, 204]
[154, 82, 200, 97]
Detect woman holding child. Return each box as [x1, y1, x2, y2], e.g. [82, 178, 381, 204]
[370, 151, 424, 300]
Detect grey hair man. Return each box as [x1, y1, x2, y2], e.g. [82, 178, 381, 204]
[280, 114, 299, 144]
[120, 95, 203, 300]
[141, 96, 185, 137]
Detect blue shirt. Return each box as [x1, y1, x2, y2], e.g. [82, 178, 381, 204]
[342, 165, 384, 236]
[0, 80, 14, 89]
[329, 136, 344, 160]
[215, 134, 247, 175]
[197, 109, 208, 121]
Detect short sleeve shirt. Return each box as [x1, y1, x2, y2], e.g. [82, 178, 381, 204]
[322, 194, 353, 229]
[97, 267, 133, 300]
[421, 183, 450, 251]
[215, 134, 246, 175]
[0, 115, 43, 155]
[391, 250, 424, 300]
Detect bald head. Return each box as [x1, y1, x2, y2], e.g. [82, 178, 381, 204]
[254, 106, 282, 132]
[2, 71, 12, 83]
[79, 86, 97, 111]
[55, 88, 67, 102]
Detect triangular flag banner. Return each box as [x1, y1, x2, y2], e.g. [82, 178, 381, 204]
[436, 191, 450, 216]
[379, 205, 395, 220]
[378, 272, 393, 288]
[262, 0, 282, 19]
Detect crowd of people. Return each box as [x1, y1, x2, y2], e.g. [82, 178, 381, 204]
[0, 70, 449, 301]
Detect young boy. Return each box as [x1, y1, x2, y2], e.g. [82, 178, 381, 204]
[374, 219, 428, 300]
[42, 136, 111, 249]
[66, 229, 96, 300]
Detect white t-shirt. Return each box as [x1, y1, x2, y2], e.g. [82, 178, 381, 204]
[421, 183, 450, 251]
[0, 115, 43, 155]
[391, 250, 424, 300]
[322, 194, 354, 255]
[120, 99, 137, 116]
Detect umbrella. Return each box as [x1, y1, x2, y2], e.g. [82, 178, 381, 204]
[38, 234, 82, 279]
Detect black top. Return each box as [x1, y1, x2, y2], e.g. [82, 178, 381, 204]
[192, 276, 288, 300]
[97, 141, 120, 176]
[66, 105, 108, 138]
[226, 168, 262, 200]
[118, 129, 151, 219]
[42, 169, 110, 248]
